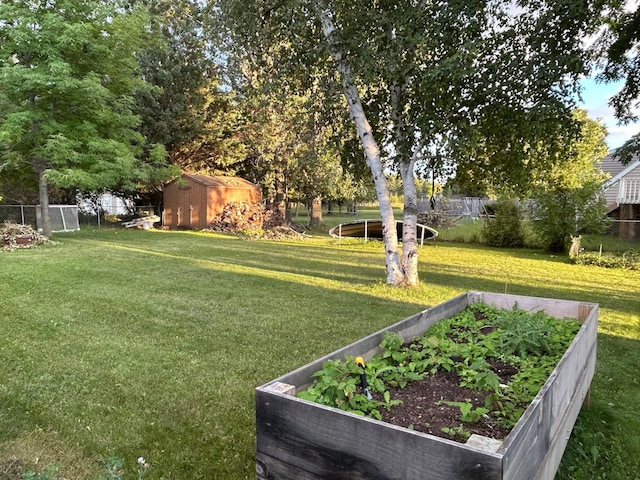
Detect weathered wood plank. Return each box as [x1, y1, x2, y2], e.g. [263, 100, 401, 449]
[532, 350, 596, 480]
[501, 302, 598, 480]
[532, 308, 598, 480]
[256, 389, 502, 480]
[257, 452, 328, 480]
[256, 293, 598, 480]
[472, 292, 593, 321]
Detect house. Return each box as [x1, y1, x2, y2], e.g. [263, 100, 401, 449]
[163, 174, 262, 230]
[599, 153, 640, 240]
[77, 192, 133, 216]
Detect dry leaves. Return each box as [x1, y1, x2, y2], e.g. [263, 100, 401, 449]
[1, 221, 50, 252]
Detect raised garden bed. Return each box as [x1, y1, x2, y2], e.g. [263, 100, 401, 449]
[255, 292, 598, 480]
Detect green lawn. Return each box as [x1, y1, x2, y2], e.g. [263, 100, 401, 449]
[0, 228, 638, 479]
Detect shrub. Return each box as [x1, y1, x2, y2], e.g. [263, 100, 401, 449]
[571, 250, 639, 270]
[529, 181, 610, 253]
[483, 199, 525, 248]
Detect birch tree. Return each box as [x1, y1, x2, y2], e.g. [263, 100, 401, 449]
[216, 0, 602, 286]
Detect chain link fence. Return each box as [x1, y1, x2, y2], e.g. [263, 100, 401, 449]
[0, 204, 160, 231]
[78, 205, 159, 228]
[0, 205, 79, 233]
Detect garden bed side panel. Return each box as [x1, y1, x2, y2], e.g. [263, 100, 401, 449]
[255, 292, 598, 480]
[488, 297, 598, 480]
[255, 389, 502, 480]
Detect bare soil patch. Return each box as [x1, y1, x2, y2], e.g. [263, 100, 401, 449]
[377, 360, 517, 440]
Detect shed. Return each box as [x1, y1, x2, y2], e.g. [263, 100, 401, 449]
[599, 153, 640, 240]
[163, 174, 262, 229]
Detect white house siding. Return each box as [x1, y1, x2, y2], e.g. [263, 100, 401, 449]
[599, 155, 640, 211]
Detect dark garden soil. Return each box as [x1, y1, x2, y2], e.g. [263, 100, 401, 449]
[375, 359, 518, 441]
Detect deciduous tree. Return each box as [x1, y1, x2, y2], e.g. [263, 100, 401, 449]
[217, 0, 603, 285]
[596, 3, 640, 163]
[0, 0, 174, 236]
[529, 110, 610, 252]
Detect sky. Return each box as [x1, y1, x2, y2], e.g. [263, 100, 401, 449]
[578, 76, 640, 151]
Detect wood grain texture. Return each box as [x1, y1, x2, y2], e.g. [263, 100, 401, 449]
[256, 293, 598, 480]
[256, 390, 502, 480]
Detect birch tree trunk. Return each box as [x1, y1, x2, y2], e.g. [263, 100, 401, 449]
[398, 159, 419, 286]
[315, 3, 406, 286]
[391, 78, 420, 286]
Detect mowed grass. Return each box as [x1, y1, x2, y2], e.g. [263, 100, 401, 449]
[0, 228, 638, 479]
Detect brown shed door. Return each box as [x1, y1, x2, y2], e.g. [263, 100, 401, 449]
[177, 187, 191, 227]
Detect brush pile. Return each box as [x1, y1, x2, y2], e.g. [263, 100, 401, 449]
[208, 202, 308, 240]
[1, 221, 50, 251]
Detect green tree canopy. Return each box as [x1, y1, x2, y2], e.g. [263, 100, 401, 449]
[218, 0, 605, 285]
[132, 0, 247, 180]
[0, 0, 174, 236]
[597, 3, 640, 163]
[530, 110, 610, 252]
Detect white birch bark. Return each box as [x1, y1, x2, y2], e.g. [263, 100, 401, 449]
[315, 3, 406, 285]
[398, 158, 419, 285]
[391, 80, 420, 285]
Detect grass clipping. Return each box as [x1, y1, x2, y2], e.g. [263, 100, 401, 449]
[1, 221, 50, 252]
[0, 429, 101, 480]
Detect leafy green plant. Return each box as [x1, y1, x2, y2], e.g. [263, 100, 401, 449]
[572, 250, 639, 270]
[458, 365, 501, 393]
[21, 462, 62, 480]
[442, 400, 490, 423]
[483, 199, 525, 248]
[381, 391, 403, 411]
[99, 456, 125, 480]
[441, 425, 471, 440]
[101, 456, 150, 480]
[509, 357, 560, 399]
[298, 302, 581, 436]
[489, 395, 526, 429]
[297, 357, 387, 418]
[491, 306, 580, 358]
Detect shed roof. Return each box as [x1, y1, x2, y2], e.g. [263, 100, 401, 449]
[180, 174, 259, 189]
